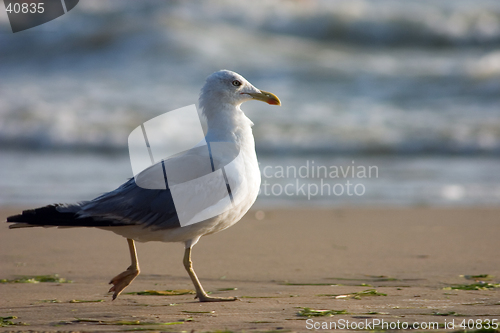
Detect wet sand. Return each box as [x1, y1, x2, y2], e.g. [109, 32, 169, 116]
[1, 207, 500, 332]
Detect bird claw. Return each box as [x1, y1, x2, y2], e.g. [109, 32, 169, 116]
[108, 265, 139, 300]
[196, 294, 238, 302]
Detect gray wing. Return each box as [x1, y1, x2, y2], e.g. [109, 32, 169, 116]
[79, 177, 180, 230]
[77, 141, 236, 230]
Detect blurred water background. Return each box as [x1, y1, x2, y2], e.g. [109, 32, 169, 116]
[1, 0, 500, 207]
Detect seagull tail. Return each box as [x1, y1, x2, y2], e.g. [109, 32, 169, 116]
[6, 204, 119, 229]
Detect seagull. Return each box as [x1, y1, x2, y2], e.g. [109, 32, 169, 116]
[6, 70, 281, 302]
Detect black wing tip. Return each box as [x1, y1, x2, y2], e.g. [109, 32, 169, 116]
[6, 214, 23, 223]
[6, 204, 127, 228]
[6, 205, 61, 223]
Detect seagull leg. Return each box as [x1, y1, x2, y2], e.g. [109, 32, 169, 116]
[109, 238, 140, 300]
[183, 246, 237, 302]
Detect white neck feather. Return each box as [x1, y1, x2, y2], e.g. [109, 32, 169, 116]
[200, 99, 254, 146]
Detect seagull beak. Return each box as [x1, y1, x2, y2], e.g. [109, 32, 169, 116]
[246, 90, 281, 106]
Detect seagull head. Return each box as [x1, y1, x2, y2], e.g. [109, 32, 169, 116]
[200, 70, 281, 109]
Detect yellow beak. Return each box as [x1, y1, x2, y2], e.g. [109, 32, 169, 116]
[247, 90, 281, 106]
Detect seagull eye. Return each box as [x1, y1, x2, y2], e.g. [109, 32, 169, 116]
[232, 80, 241, 87]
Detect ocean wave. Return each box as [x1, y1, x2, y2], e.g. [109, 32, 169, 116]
[1, 0, 499, 157]
[255, 0, 500, 47]
[2, 119, 499, 157]
[2, 0, 500, 53]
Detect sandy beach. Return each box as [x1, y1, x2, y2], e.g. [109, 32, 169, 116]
[1, 207, 499, 332]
